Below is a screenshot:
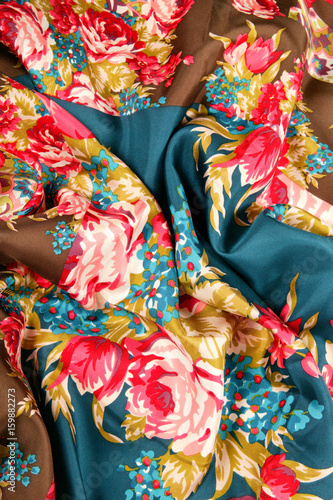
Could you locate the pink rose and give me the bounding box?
[232,0,283,19]
[251,81,287,126]
[79,9,144,64]
[0,97,21,138]
[55,188,90,217]
[1,312,26,376]
[26,116,82,177]
[224,34,249,65]
[49,0,79,35]
[49,336,130,406]
[0,3,53,71]
[56,73,118,116]
[59,199,150,309]
[260,454,300,500]
[124,331,223,456]
[245,37,283,73]
[140,0,194,37]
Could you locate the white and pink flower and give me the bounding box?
[0,3,53,71]
[232,0,283,19]
[124,331,223,456]
[223,34,249,65]
[55,188,90,217]
[56,73,119,116]
[59,199,150,309]
[140,0,194,37]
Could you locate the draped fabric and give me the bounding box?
[0,0,333,499]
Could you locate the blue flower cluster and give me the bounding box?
[40,162,70,209]
[118,450,173,500]
[306,138,333,175]
[29,69,47,93]
[82,150,119,210]
[127,224,179,326]
[221,354,323,443]
[35,291,109,336]
[113,302,146,335]
[170,186,202,278]
[13,159,39,183]
[11,158,43,216]
[118,88,166,116]
[50,28,87,72]
[0,442,40,488]
[46,221,76,255]
[34,102,49,117]
[205,66,250,111]
[0,276,26,316]
[266,204,288,223]
[113,11,137,27]
[286,110,309,138]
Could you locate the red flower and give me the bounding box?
[141,0,194,37]
[129,53,164,84]
[50,336,129,406]
[221,126,282,187]
[257,173,288,206]
[79,9,144,64]
[245,37,283,74]
[260,454,300,500]
[256,302,302,369]
[49,0,79,34]
[26,116,81,177]
[251,81,287,126]
[130,51,182,85]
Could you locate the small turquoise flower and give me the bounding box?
[46,221,76,255]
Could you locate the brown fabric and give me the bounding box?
[0,340,53,499]
[0,214,75,285]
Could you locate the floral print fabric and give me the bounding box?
[0,0,333,499]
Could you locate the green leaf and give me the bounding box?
[92,396,123,444]
[283,460,333,482]
[159,448,211,500]
[121,413,146,441]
